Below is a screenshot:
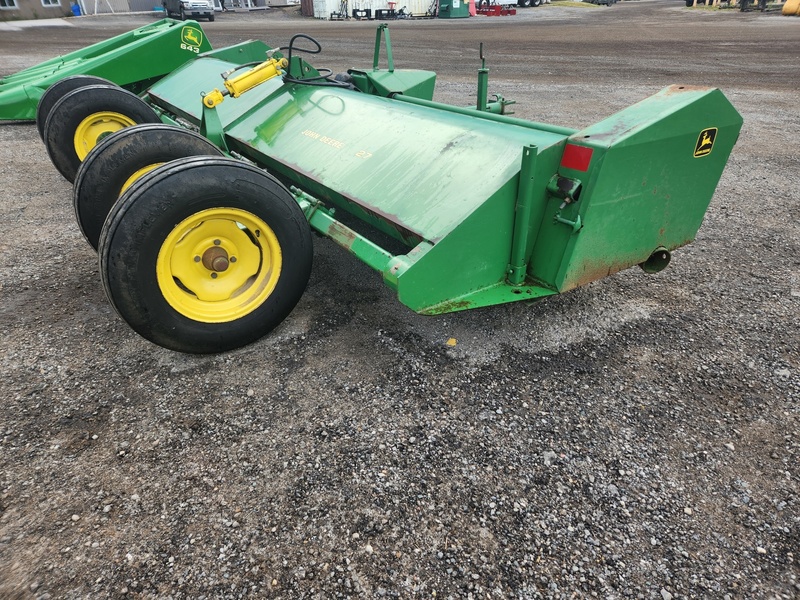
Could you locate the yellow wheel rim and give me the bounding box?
[120,163,164,195]
[156,207,282,323]
[74,111,137,161]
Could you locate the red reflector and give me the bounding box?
[560,143,594,172]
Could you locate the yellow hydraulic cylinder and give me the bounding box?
[203,57,288,108]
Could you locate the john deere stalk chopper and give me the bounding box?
[1,21,742,354]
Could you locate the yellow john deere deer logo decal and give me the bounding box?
[180,26,203,53]
[694,127,717,158]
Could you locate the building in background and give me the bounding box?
[1,0,72,20]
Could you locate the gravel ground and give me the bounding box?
[0,1,798,598]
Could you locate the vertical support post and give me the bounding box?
[373,24,395,72]
[507,145,538,285]
[477,42,489,112]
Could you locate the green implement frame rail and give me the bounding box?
[0,19,211,121]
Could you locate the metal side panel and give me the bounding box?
[224,84,568,244]
[529,85,743,292]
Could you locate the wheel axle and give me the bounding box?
[202,246,230,272]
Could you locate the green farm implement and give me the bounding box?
[2,24,743,353]
[0,19,211,124]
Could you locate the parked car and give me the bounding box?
[163,0,215,21]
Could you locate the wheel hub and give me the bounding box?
[73,111,137,160]
[156,207,282,323]
[201,244,230,273]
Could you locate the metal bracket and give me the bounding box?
[291,186,333,221]
[546,174,583,203]
[199,99,229,154]
[554,213,582,233]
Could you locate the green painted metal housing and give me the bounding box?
[532,86,742,295]
[0,19,211,121]
[144,50,742,315]
[345,25,437,101]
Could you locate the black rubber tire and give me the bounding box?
[73,124,223,251]
[43,84,161,183]
[36,75,113,142]
[531,0,542,5]
[517,0,531,6]
[208,13,215,21]
[99,156,313,354]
